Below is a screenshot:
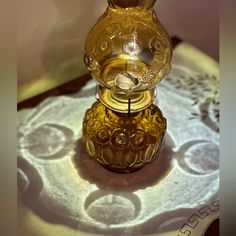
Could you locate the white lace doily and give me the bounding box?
[18,43,219,236]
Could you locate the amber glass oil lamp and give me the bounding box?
[83,0,172,173]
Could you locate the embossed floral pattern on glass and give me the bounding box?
[84,0,172,112]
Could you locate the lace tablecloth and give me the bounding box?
[18,42,219,236]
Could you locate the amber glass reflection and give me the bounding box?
[84,0,172,113]
[83,101,166,173]
[83,0,171,173]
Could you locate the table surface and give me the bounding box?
[17,37,219,236]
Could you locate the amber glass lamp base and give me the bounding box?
[82,101,166,173]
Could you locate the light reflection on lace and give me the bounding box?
[17,76,219,234]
